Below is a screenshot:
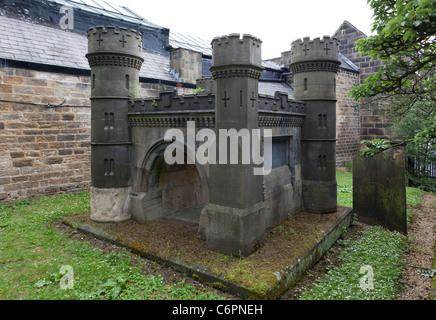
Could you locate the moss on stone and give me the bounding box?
[62,207,353,299]
[210,282,228,292]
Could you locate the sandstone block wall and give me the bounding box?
[333,21,391,143]
[360,107,392,140]
[0,66,168,202]
[335,69,360,165]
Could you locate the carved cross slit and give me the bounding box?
[120,35,127,48]
[250,92,256,108]
[96,34,103,47]
[221,91,230,107]
[323,43,330,55]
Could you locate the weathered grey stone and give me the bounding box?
[129,190,165,223]
[290,36,340,213]
[199,202,266,257]
[86,26,143,223]
[302,180,337,213]
[198,34,266,256]
[353,145,407,234]
[263,165,300,228]
[85,27,343,257]
[90,186,131,222]
[196,78,216,94]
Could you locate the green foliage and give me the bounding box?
[0,192,224,300]
[416,267,436,278]
[81,275,128,300]
[299,171,427,300]
[406,187,425,220]
[299,226,408,300]
[406,187,424,209]
[414,119,436,145]
[392,108,436,191]
[359,139,391,158]
[349,0,436,101]
[337,170,353,207]
[192,87,205,95]
[349,0,436,149]
[407,174,436,192]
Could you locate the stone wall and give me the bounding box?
[0,67,91,201]
[333,21,383,83]
[0,66,169,202]
[333,21,391,142]
[360,106,392,140]
[335,69,361,165]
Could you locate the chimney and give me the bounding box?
[170,48,202,84]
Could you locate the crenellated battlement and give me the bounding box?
[87,25,144,58]
[196,78,216,94]
[129,89,215,113]
[127,89,306,129]
[211,33,262,47]
[291,36,340,65]
[211,33,263,71]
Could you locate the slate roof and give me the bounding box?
[47,0,164,29]
[259,81,294,98]
[338,52,359,72]
[0,13,296,96]
[0,15,88,69]
[169,32,285,73]
[169,31,212,56]
[0,15,176,82]
[262,60,282,71]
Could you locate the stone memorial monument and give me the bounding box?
[86,26,342,256]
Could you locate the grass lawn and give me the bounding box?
[0,170,426,300]
[298,170,424,300]
[0,192,224,300]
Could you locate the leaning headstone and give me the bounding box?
[353,144,407,234]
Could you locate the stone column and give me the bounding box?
[290,36,340,213]
[86,26,144,222]
[199,34,265,257]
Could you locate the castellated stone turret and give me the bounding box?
[290,36,340,213]
[210,34,263,130]
[211,34,262,70]
[199,34,266,257]
[86,26,144,222]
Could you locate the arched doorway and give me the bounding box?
[160,162,206,221]
[131,139,208,223]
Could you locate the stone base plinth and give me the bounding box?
[199,202,265,257]
[90,186,131,222]
[302,180,337,213]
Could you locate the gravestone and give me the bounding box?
[353,144,407,234]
